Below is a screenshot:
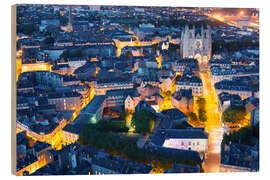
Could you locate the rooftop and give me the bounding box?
[161,108,187,120]
[81,95,105,114]
[47,91,82,99]
[165,163,200,173]
[105,88,139,98]
[63,123,84,134]
[92,153,152,174]
[151,129,208,147]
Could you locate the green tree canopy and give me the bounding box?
[212,38,259,54]
[60,49,83,59]
[119,111,128,122]
[60,50,69,59]
[198,109,207,122]
[78,120,202,172]
[131,110,156,135]
[187,112,198,122]
[222,123,259,147]
[96,120,129,133]
[78,123,200,170]
[222,106,246,124]
[197,97,206,109]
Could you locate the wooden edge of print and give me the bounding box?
[11,4,17,176]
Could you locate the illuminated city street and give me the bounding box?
[203,9,259,33]
[200,66,224,172]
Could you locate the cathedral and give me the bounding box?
[180,24,212,65]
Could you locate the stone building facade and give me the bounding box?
[180,25,212,65]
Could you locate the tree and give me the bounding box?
[73,49,82,57]
[212,38,259,54]
[60,50,70,59]
[198,109,207,122]
[222,106,246,124]
[41,36,55,47]
[119,111,128,122]
[187,112,198,122]
[152,159,173,173]
[222,124,259,147]
[197,98,206,109]
[96,119,129,133]
[131,110,156,135]
[253,122,259,139]
[78,123,202,169]
[195,98,207,123]
[60,49,83,59]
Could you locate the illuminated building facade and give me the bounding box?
[47,92,82,111]
[215,79,258,100]
[159,77,173,92]
[172,89,194,113]
[104,88,140,108]
[175,58,199,75]
[175,75,203,97]
[124,95,137,112]
[35,71,63,87]
[78,95,106,123]
[161,129,208,154]
[62,125,81,145]
[94,78,134,95]
[51,64,71,75]
[180,25,212,65]
[21,63,51,73]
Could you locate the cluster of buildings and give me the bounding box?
[15,4,259,175]
[16,70,93,149]
[16,131,53,176]
[215,74,259,99]
[141,108,208,163]
[221,143,259,172]
[29,143,152,175]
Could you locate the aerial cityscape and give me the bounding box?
[15,4,259,175]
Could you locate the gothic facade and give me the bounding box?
[180,25,212,65]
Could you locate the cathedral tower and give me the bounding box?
[180,24,212,65]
